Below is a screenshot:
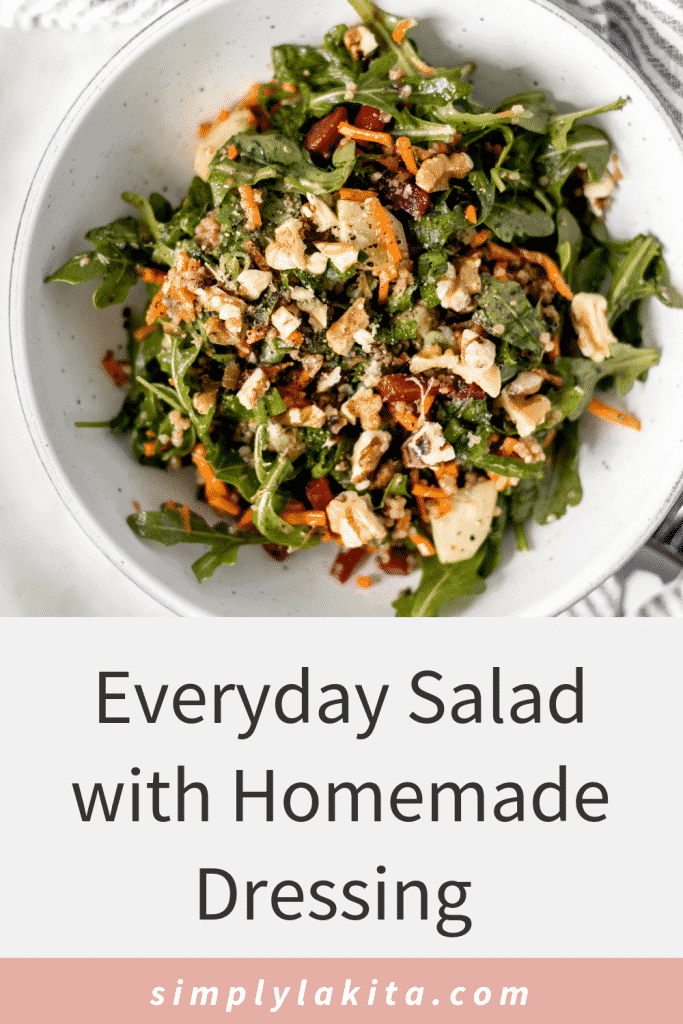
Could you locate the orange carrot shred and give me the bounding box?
[164,500,177,511]
[238,508,254,528]
[338,121,393,147]
[282,511,328,527]
[409,54,434,76]
[143,441,156,458]
[227,143,238,159]
[517,247,574,300]
[102,351,128,387]
[192,443,242,516]
[408,532,435,556]
[396,136,418,175]
[238,184,262,231]
[180,505,192,533]
[411,483,449,498]
[464,204,477,224]
[198,122,212,138]
[365,197,402,264]
[133,323,156,342]
[499,436,518,456]
[339,187,378,201]
[587,398,641,431]
[470,229,491,248]
[356,575,373,589]
[140,267,166,285]
[392,18,415,43]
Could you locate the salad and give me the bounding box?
[47,0,681,616]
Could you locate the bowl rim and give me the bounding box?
[9,0,683,617]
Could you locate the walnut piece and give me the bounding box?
[237,367,270,410]
[583,154,622,217]
[341,387,383,430]
[236,269,272,301]
[435,257,482,313]
[265,218,309,271]
[350,430,392,489]
[343,24,379,60]
[326,297,369,356]
[326,491,387,547]
[402,421,455,469]
[570,292,618,363]
[415,152,474,193]
[500,372,551,436]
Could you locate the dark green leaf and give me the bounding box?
[392,549,487,617]
[485,198,554,243]
[533,421,582,525]
[473,276,544,356]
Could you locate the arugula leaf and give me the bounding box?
[122,191,175,264]
[393,548,488,617]
[547,97,627,149]
[45,251,112,286]
[251,452,319,549]
[554,342,660,418]
[410,188,469,248]
[467,452,546,479]
[494,90,555,133]
[606,234,683,323]
[473,276,544,356]
[93,263,139,309]
[209,131,356,197]
[539,125,612,203]
[204,438,259,500]
[485,197,554,242]
[127,505,263,581]
[135,377,186,413]
[532,421,582,525]
[556,207,582,290]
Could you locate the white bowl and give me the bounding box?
[10,0,683,616]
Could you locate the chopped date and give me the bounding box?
[377,373,436,404]
[378,174,431,219]
[377,546,418,576]
[264,543,291,562]
[330,546,370,584]
[306,476,334,511]
[451,378,486,401]
[304,107,348,158]
[354,105,389,133]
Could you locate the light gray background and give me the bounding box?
[1,618,680,957]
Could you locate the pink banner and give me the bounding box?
[0,959,679,1021]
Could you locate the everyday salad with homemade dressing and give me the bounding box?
[47,0,681,615]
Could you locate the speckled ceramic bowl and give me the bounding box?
[10,0,683,616]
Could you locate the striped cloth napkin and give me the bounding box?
[3,0,682,615]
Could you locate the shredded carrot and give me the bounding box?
[192,443,242,516]
[355,575,372,589]
[412,483,449,498]
[389,402,419,431]
[339,187,378,201]
[470,229,491,248]
[587,397,641,431]
[227,143,238,160]
[548,332,561,361]
[132,500,142,514]
[133,323,156,342]
[392,17,415,43]
[338,121,393,147]
[145,289,168,326]
[516,247,574,301]
[240,82,269,109]
[243,239,269,271]
[143,440,156,458]
[102,351,128,387]
[487,241,521,264]
[365,197,402,264]
[464,204,477,225]
[212,109,230,125]
[282,511,328,527]
[421,393,435,418]
[139,267,166,285]
[180,505,192,533]
[164,500,177,510]
[434,461,459,482]
[433,498,453,518]
[408,532,436,556]
[499,436,519,456]
[542,429,558,449]
[396,513,411,534]
[409,470,429,523]
[238,508,254,528]
[287,330,305,347]
[396,136,418,175]
[238,185,262,231]
[198,122,213,139]
[488,472,519,491]
[409,54,434,76]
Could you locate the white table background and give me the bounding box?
[2,25,679,617]
[1,25,170,615]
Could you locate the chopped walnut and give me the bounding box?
[279,405,327,428]
[194,211,221,252]
[221,362,240,391]
[570,292,618,363]
[373,459,400,491]
[168,409,191,448]
[343,23,379,60]
[350,429,392,488]
[264,218,309,271]
[415,152,474,192]
[384,495,407,521]
[326,297,369,356]
[583,153,622,217]
[409,329,501,399]
[301,193,339,231]
[341,387,384,430]
[266,420,306,461]
[315,241,359,273]
[237,367,270,410]
[326,491,387,548]
[500,372,551,437]
[316,366,342,393]
[236,269,272,300]
[513,438,545,464]
[192,385,218,415]
[435,256,482,313]
[271,305,302,340]
[289,287,328,331]
[197,286,246,345]
[402,421,456,469]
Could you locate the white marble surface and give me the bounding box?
[1,26,170,615]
